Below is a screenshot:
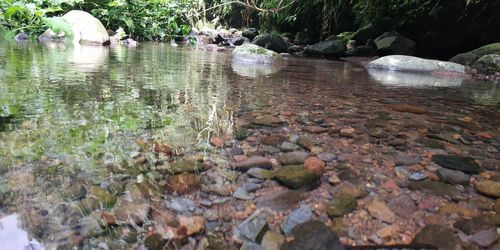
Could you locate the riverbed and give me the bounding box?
[0,42,499,249]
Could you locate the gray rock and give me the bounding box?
[234,188,255,200]
[165,197,195,214]
[280,142,301,152]
[317,153,336,162]
[252,33,288,53]
[14,32,28,42]
[281,205,313,236]
[388,195,417,219]
[352,23,380,45]
[242,182,261,193]
[278,151,309,165]
[437,168,470,185]
[469,228,499,247]
[282,221,345,250]
[230,36,251,46]
[295,31,315,44]
[412,225,460,250]
[63,10,110,45]
[367,55,465,74]
[241,241,265,250]
[374,31,415,55]
[304,40,346,57]
[238,211,269,242]
[409,172,428,181]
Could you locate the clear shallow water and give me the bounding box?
[0,41,499,249]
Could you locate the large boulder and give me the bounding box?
[472,54,500,75]
[242,28,259,40]
[352,23,380,45]
[374,31,415,55]
[367,55,465,73]
[304,40,346,57]
[449,43,500,66]
[252,33,288,53]
[232,44,283,64]
[62,10,109,45]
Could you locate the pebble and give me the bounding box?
[340,127,355,137]
[165,197,195,214]
[409,172,428,181]
[281,205,313,236]
[234,188,255,200]
[366,200,396,223]
[317,152,336,162]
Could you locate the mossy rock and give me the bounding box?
[472,54,500,75]
[274,165,320,190]
[233,44,283,64]
[326,194,357,217]
[449,43,500,66]
[91,186,117,209]
[252,33,288,53]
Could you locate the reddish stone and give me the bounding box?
[234,155,248,162]
[382,180,400,192]
[304,157,326,174]
[210,136,225,147]
[101,212,117,225]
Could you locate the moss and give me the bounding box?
[450,43,500,65]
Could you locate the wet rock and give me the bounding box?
[255,190,305,212]
[230,36,250,46]
[471,195,494,211]
[253,115,283,127]
[235,128,249,140]
[470,228,499,247]
[113,198,150,224]
[274,165,320,190]
[368,55,466,75]
[409,172,428,181]
[366,200,396,223]
[453,214,500,235]
[317,153,336,163]
[431,154,481,174]
[388,195,417,219]
[340,127,355,137]
[178,215,205,236]
[412,225,460,250]
[408,180,460,197]
[281,205,313,236]
[278,151,309,165]
[234,188,255,200]
[327,194,357,218]
[296,136,315,151]
[252,34,288,53]
[64,180,87,200]
[304,157,326,174]
[280,142,301,152]
[14,32,29,42]
[304,40,346,58]
[61,10,110,45]
[261,231,285,250]
[233,156,273,171]
[304,126,328,134]
[237,211,269,242]
[389,103,427,114]
[169,158,204,174]
[282,221,345,250]
[437,168,470,186]
[241,241,265,250]
[91,187,117,209]
[248,168,275,179]
[167,173,202,194]
[262,135,288,146]
[472,54,500,75]
[475,180,500,198]
[210,136,225,147]
[495,199,500,213]
[165,197,196,214]
[144,232,165,250]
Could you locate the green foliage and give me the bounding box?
[44,16,73,37]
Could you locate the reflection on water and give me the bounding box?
[367,68,464,88]
[0,214,43,250]
[0,41,498,248]
[231,59,285,77]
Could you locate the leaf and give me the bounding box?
[4,6,23,18]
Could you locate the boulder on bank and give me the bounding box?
[374,31,415,56]
[242,28,258,40]
[304,39,346,57]
[252,33,288,53]
[295,30,315,45]
[232,44,283,64]
[63,10,109,45]
[367,55,465,74]
[449,43,500,66]
[472,54,500,75]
